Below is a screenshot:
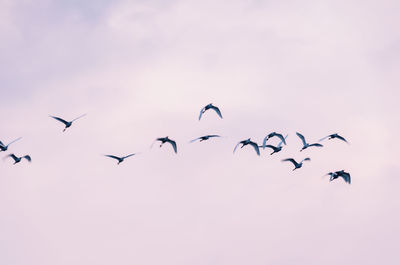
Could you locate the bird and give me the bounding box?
[233,138,260,156]
[104,153,137,165]
[261,135,288,155]
[296,132,323,151]
[326,170,351,184]
[262,132,287,148]
[49,114,87,132]
[0,137,22,152]
[199,103,223,120]
[190,135,221,143]
[152,137,177,153]
[282,157,310,170]
[320,133,348,143]
[5,153,31,164]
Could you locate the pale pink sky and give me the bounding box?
[1,0,399,264]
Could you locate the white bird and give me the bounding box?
[49,114,87,132]
[152,137,177,153]
[104,153,137,165]
[262,132,287,148]
[261,135,288,155]
[233,138,260,156]
[5,153,31,164]
[326,170,351,184]
[0,137,22,152]
[199,103,223,120]
[296,132,323,151]
[190,135,221,143]
[320,133,348,143]
[282,157,310,170]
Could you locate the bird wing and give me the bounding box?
[210,106,223,119]
[7,154,18,162]
[249,141,260,156]
[272,133,286,145]
[264,145,279,151]
[262,136,269,149]
[150,138,162,148]
[339,172,351,184]
[123,153,136,159]
[335,134,348,143]
[233,142,242,153]
[309,143,323,147]
[104,155,121,160]
[319,135,331,142]
[0,141,4,148]
[277,135,288,148]
[190,137,201,143]
[49,115,69,125]
[7,137,22,147]
[71,113,87,122]
[198,107,205,120]
[302,157,311,163]
[327,173,338,181]
[282,158,298,167]
[167,139,177,153]
[207,135,220,138]
[23,155,32,162]
[296,132,307,146]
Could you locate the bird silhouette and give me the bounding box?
[296,132,323,151]
[262,132,287,147]
[282,157,310,170]
[0,137,22,152]
[190,135,221,143]
[152,137,177,153]
[233,138,260,156]
[260,135,288,155]
[199,103,223,120]
[326,170,351,184]
[104,153,137,164]
[5,153,31,164]
[49,114,87,132]
[320,133,348,144]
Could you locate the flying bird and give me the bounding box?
[282,157,310,170]
[262,132,287,148]
[261,135,288,155]
[326,170,351,184]
[199,103,223,120]
[5,153,31,164]
[190,135,221,143]
[104,153,137,165]
[233,138,260,156]
[152,137,177,153]
[49,114,87,132]
[296,132,323,151]
[0,137,22,152]
[320,133,348,143]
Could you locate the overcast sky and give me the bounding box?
[1,0,399,264]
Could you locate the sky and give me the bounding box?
[1,0,399,264]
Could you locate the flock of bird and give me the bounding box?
[1,103,351,184]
